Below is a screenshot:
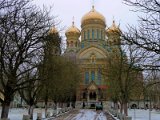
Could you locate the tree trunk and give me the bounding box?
[1,102,10,118]
[138,100,139,109]
[114,102,117,110]
[123,102,128,116]
[114,102,118,117]
[120,102,123,113]
[44,90,48,117]
[55,103,59,114]
[44,100,48,117]
[28,105,34,119]
[69,102,72,107]
[115,102,119,112]
[144,100,146,109]
[54,102,57,110]
[44,93,48,117]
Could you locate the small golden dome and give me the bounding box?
[49,26,58,34]
[81,6,105,25]
[107,20,121,34]
[65,21,80,37]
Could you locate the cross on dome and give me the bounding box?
[72,16,75,26]
[81,4,106,26]
[92,0,95,11]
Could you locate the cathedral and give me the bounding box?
[64,6,121,103]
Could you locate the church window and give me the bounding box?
[70,41,73,47]
[92,29,94,40]
[97,29,99,39]
[85,72,89,84]
[67,42,69,47]
[103,31,105,40]
[84,31,86,40]
[81,43,84,48]
[87,30,90,39]
[103,44,105,49]
[98,69,101,85]
[101,30,103,40]
[99,30,101,39]
[91,71,95,81]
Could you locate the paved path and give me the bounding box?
[54,109,79,120]
[54,109,116,120]
[104,111,116,120]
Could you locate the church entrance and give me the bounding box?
[89,91,96,100]
[86,81,98,101]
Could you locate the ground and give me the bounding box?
[128,109,160,120]
[55,109,107,120]
[0,108,114,120]
[0,108,160,120]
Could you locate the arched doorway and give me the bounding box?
[83,92,86,99]
[89,91,96,100]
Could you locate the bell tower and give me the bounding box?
[106,20,121,45]
[65,20,80,52]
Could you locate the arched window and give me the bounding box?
[99,30,101,39]
[92,29,94,40]
[81,43,84,48]
[83,92,86,99]
[84,31,86,40]
[70,41,73,47]
[87,30,90,39]
[67,42,69,47]
[91,71,95,81]
[85,72,89,84]
[97,29,99,39]
[103,31,105,40]
[98,69,101,85]
[101,30,103,40]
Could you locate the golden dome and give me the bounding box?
[65,22,80,37]
[49,26,58,34]
[81,6,105,25]
[107,20,121,34]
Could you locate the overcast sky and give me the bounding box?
[33,0,140,35]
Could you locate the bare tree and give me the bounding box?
[0,0,17,10]
[122,0,160,70]
[0,0,55,118]
[143,70,160,109]
[107,44,144,116]
[18,70,42,119]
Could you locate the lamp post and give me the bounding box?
[146,94,151,120]
[133,104,136,120]
[149,94,152,120]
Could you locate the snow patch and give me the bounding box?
[128,109,160,120]
[72,110,107,120]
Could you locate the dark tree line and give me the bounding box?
[39,31,80,117]
[0,0,55,118]
[39,31,62,117]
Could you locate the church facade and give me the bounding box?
[64,6,121,103]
